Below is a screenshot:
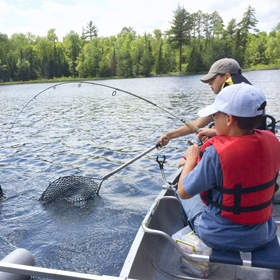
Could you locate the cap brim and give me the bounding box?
[200,72,216,83]
[197,104,218,117]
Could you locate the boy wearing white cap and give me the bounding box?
[177,83,280,251]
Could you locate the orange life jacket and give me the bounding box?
[199,130,280,225]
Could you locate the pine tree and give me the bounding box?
[84,21,98,41]
[236,5,259,64]
[168,5,192,73]
[155,43,165,74]
[186,47,204,72]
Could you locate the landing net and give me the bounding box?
[40,175,99,205]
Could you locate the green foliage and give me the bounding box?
[0,59,9,82]
[140,33,153,76]
[186,47,204,73]
[245,33,268,66]
[132,37,144,76]
[0,6,279,83]
[202,38,230,69]
[245,31,280,66]
[155,43,165,75]
[16,58,31,81]
[63,31,82,77]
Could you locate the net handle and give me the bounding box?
[96,143,160,194]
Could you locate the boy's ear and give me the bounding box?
[226,114,235,127]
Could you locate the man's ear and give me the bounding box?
[225,73,231,80]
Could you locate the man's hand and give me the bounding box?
[157,134,170,147]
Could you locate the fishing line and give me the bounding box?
[7,81,197,140]
[7,81,201,201]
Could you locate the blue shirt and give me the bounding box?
[183,145,277,252]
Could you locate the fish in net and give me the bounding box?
[40,176,99,205]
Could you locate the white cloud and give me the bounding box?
[0,0,15,24]
[1,0,279,40]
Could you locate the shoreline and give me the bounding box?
[1,66,280,86]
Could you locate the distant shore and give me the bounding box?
[1,65,279,86]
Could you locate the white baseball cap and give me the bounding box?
[198,83,266,117]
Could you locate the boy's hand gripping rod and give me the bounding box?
[184,122,203,147]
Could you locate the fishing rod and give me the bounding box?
[7,81,200,139]
[7,81,201,200]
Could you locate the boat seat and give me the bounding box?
[209,235,280,270]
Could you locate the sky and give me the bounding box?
[1,0,279,41]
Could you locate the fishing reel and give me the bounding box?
[187,137,202,147]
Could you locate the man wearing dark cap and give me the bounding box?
[200,58,251,94]
[157,58,254,147]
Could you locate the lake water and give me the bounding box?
[0,70,280,278]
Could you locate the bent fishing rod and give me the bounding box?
[7,81,200,140]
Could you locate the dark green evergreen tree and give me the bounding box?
[132,39,144,76]
[83,21,98,41]
[238,5,259,35]
[186,47,204,72]
[155,43,165,74]
[236,5,259,64]
[140,33,153,76]
[211,11,224,38]
[226,19,238,37]
[168,4,192,73]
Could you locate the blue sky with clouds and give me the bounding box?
[1,0,279,40]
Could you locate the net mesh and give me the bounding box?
[40,175,99,205]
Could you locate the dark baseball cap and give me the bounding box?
[200,58,241,83]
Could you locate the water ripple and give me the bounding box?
[0,71,279,277]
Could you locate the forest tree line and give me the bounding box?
[0,5,280,82]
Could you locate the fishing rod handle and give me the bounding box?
[184,122,201,134]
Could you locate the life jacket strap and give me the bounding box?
[200,193,273,214]
[215,176,277,195]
